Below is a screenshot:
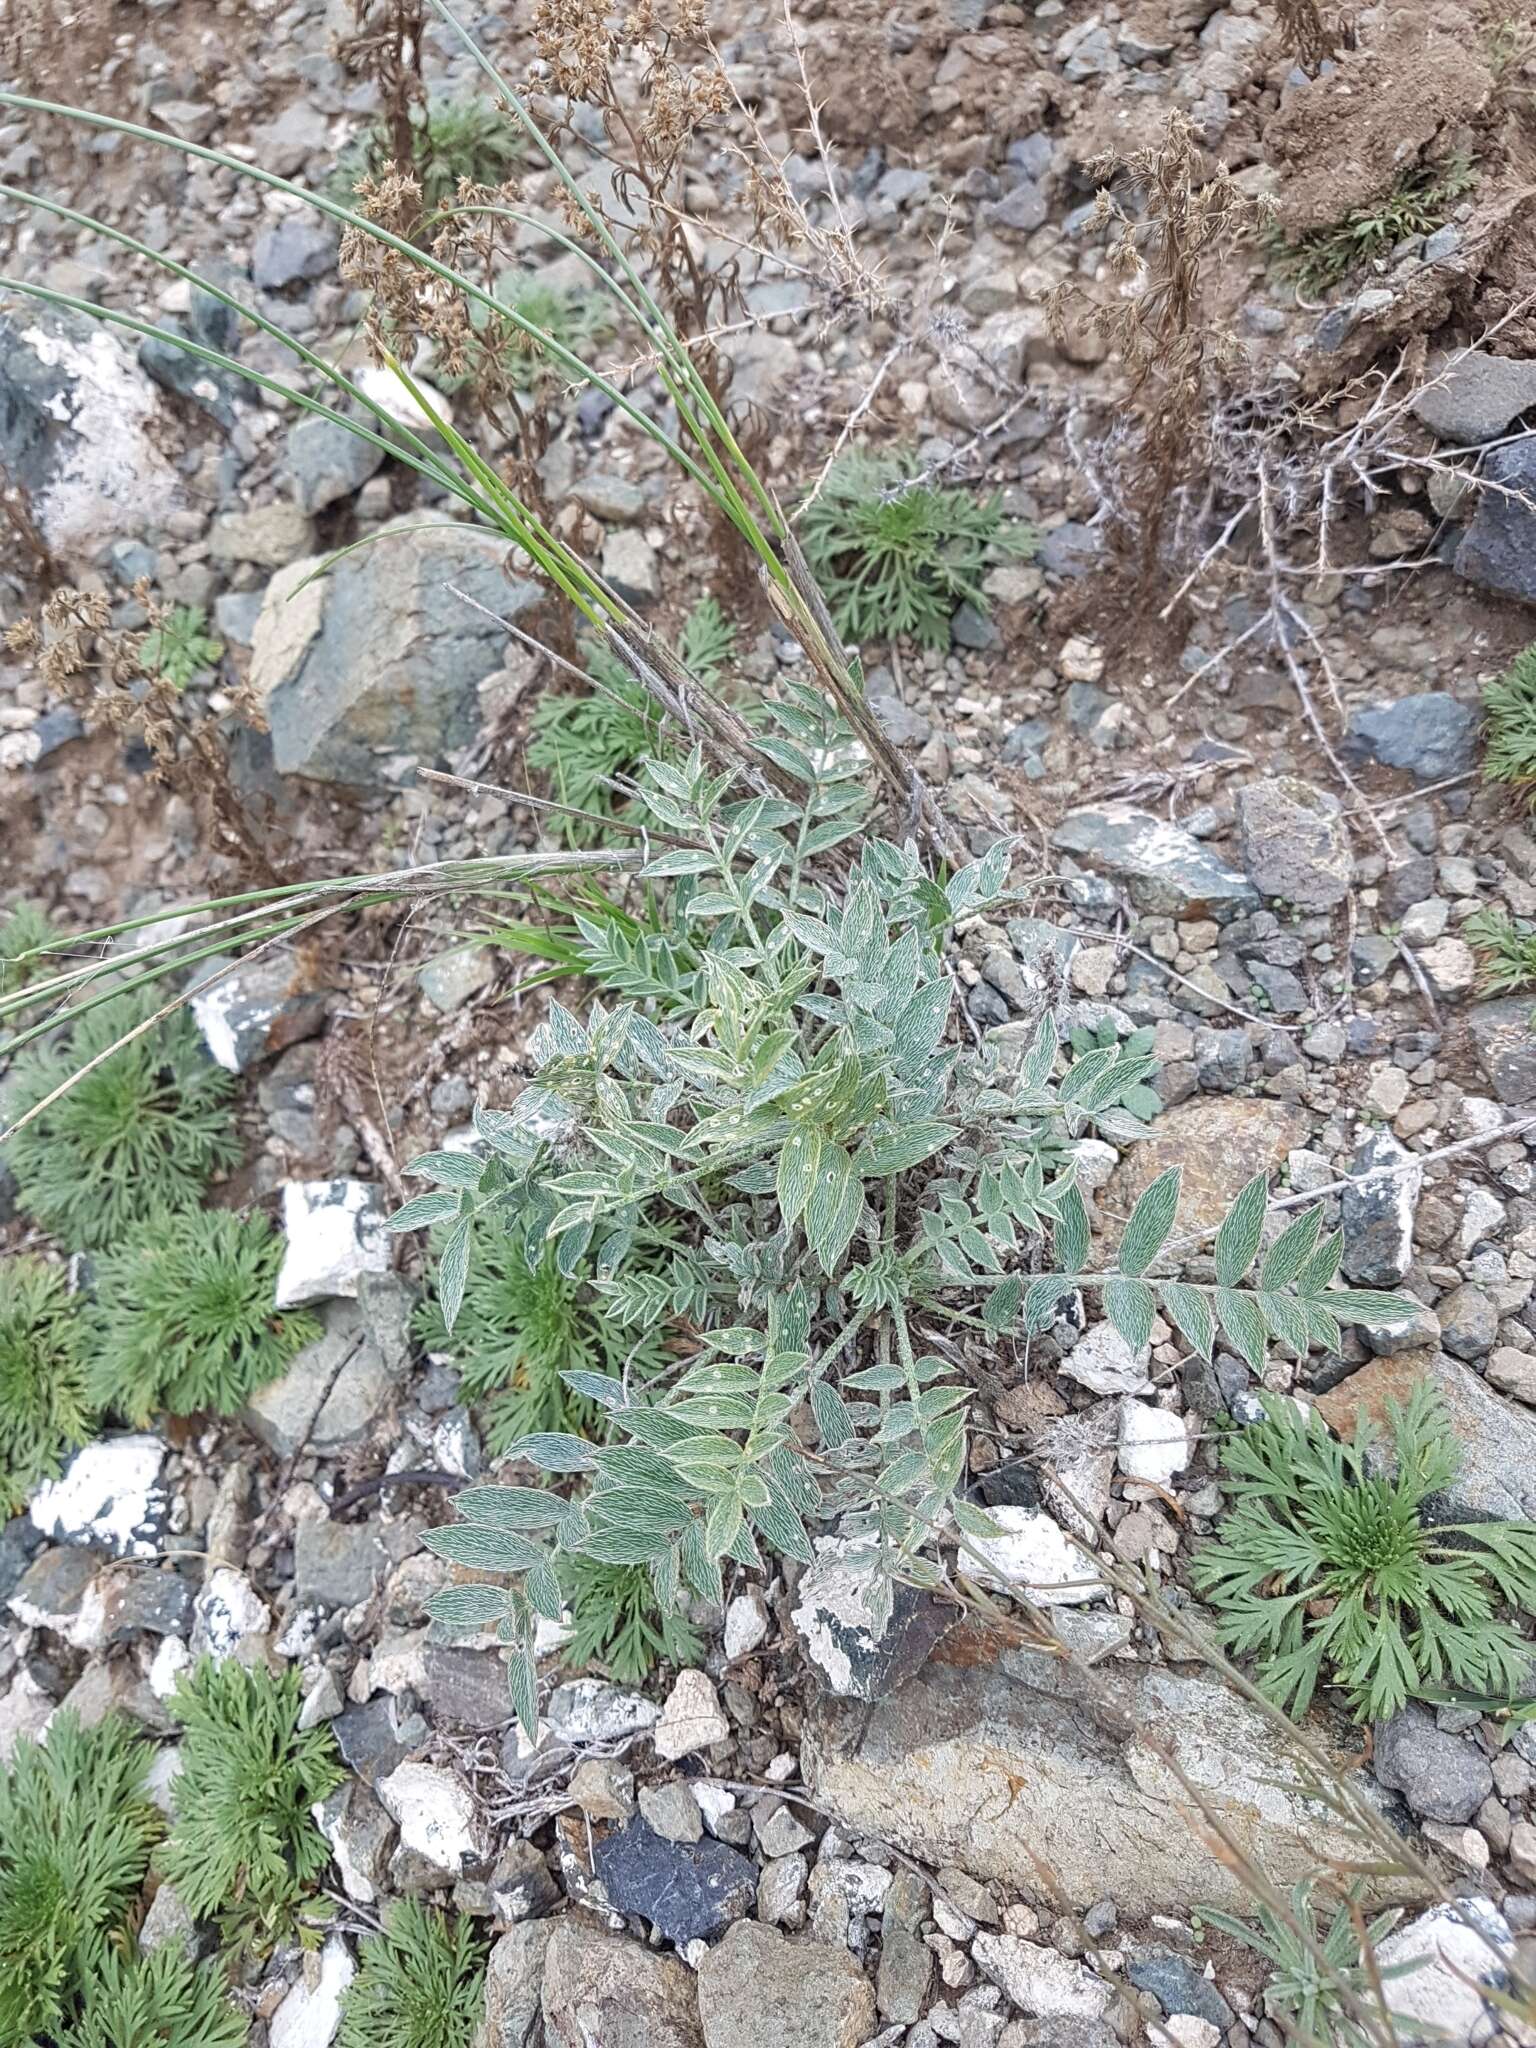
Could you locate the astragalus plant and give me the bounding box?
[404,739,1413,1732]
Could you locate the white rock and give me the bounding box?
[544,1678,660,1744]
[1068,1138,1119,1193]
[1459,1186,1507,1254]
[692,1782,738,1834]
[142,1742,183,1817]
[354,362,455,438]
[29,1436,168,1557]
[149,1635,193,1701]
[0,1671,54,1763]
[964,1505,1105,1605]
[1060,1321,1153,1396]
[269,1934,355,2048]
[274,1179,391,1308]
[1117,1400,1190,1486]
[972,1932,1113,2019]
[299,1668,345,1729]
[723,1588,770,1660]
[191,1567,272,1664]
[653,1668,729,1762]
[378,1761,479,1878]
[1374,1899,1514,2044]
[1152,2019,1221,2048]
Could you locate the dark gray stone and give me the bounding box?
[1344,693,1480,783]
[1248,960,1307,1015]
[1192,1026,1250,1092]
[950,601,998,651]
[1456,439,1536,603]
[97,1565,193,1642]
[281,411,386,514]
[989,180,1048,233]
[7,1544,100,1632]
[1468,996,1536,1106]
[1036,521,1102,577]
[1437,1283,1498,1361]
[294,1519,386,1610]
[420,1646,514,1732]
[1373,1704,1493,1823]
[0,1518,41,1607]
[333,1694,424,1786]
[1380,857,1438,919]
[594,1817,757,1948]
[251,217,338,290]
[1341,1130,1420,1288]
[138,318,242,427]
[249,520,539,786]
[189,952,328,1073]
[791,1535,958,1701]
[1125,1951,1234,2028]
[1052,805,1258,920]
[1411,352,1536,445]
[1235,776,1353,910]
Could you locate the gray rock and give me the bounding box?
[592,1817,757,1948]
[8,1544,100,1636]
[190,1565,271,1664]
[696,1921,876,2048]
[601,528,660,605]
[544,1678,660,1743]
[1456,438,1536,603]
[474,1921,556,2048]
[487,1837,562,1922]
[640,1780,705,1843]
[790,1534,957,1700]
[211,501,315,571]
[989,181,1048,234]
[1036,522,1102,578]
[243,1298,404,1458]
[971,1934,1112,2020]
[28,1437,168,1559]
[1051,805,1258,919]
[1436,1282,1498,1360]
[1344,693,1480,783]
[1341,1130,1421,1287]
[1235,776,1352,910]
[541,1919,703,2048]
[572,472,646,523]
[248,520,539,786]
[314,1778,396,1904]
[877,1867,932,2023]
[1124,1951,1233,2027]
[137,1879,196,1962]
[190,954,328,1073]
[420,1646,514,1732]
[281,412,386,514]
[1411,351,1536,445]
[418,945,496,1014]
[1373,1704,1493,1823]
[0,308,182,568]
[378,1759,481,1880]
[251,216,338,290]
[138,317,243,427]
[95,1564,192,1643]
[1468,996,1536,1105]
[802,1629,1429,1913]
[274,1179,391,1309]
[1373,1898,1515,2045]
[333,1694,421,1786]
[950,601,997,652]
[294,1519,385,1609]
[757,1852,808,1927]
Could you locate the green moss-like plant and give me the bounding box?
[64,1945,247,2048]
[338,1901,487,2048]
[413,1223,670,1458]
[560,1556,702,1686]
[332,96,525,214]
[799,448,1032,650]
[0,1256,94,1517]
[1465,906,1536,996]
[1190,1384,1536,1722]
[1272,151,1479,295]
[0,1714,161,2046]
[138,603,222,689]
[88,1207,318,1427]
[3,990,240,1247]
[0,901,62,992]
[162,1660,343,1953]
[1483,642,1536,808]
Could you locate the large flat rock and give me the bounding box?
[802,1629,1429,1915]
[1316,1352,1536,1521]
[1108,1096,1310,1252]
